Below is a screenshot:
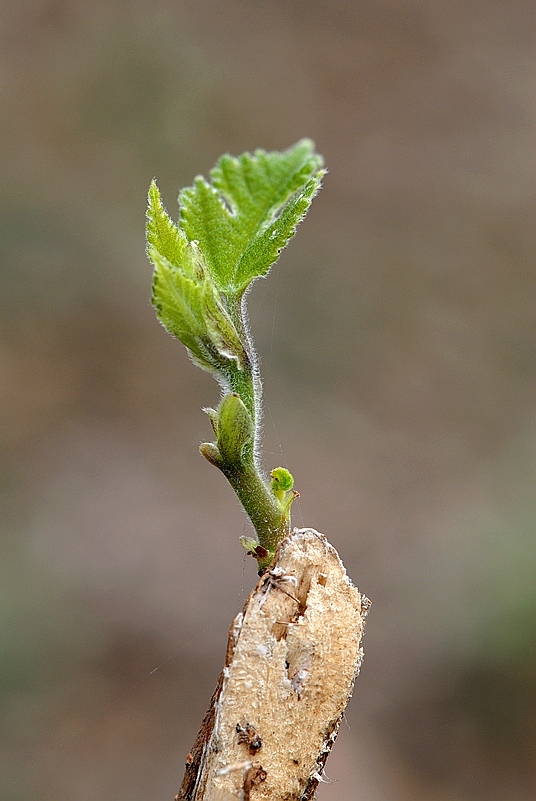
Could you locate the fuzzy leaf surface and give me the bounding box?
[149,247,245,372]
[146,180,189,269]
[178,139,324,296]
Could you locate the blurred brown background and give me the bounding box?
[1,1,535,799]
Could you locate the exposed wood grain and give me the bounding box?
[176,528,370,801]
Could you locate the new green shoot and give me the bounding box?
[146,139,324,569]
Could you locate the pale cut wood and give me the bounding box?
[176,528,370,801]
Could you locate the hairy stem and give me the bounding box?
[215,292,290,567]
[220,459,288,562]
[226,294,261,457]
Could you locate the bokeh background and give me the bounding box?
[1,1,535,799]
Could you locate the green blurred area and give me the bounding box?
[1,2,535,799]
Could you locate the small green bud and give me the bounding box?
[270,467,294,497]
[199,442,222,466]
[216,393,254,464]
[239,536,270,561]
[239,536,260,553]
[270,466,298,520]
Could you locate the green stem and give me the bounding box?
[226,294,261,457]
[205,293,289,568]
[220,460,288,560]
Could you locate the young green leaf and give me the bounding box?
[149,246,246,373]
[178,139,325,297]
[147,180,188,269]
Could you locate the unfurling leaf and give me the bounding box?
[148,244,246,373]
[146,180,188,268]
[178,139,325,297]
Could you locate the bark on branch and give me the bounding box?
[176,528,370,801]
